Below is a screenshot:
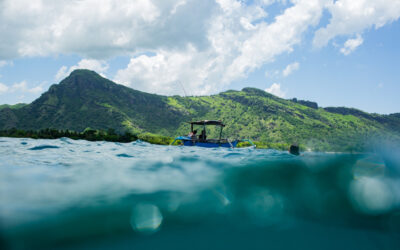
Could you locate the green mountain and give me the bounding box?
[1,69,399,151]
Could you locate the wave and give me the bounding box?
[0,138,399,249]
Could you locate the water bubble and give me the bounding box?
[130,204,163,234]
[349,177,394,215]
[244,189,285,226]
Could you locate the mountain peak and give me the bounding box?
[58,69,112,90]
[241,87,276,98]
[68,69,102,79]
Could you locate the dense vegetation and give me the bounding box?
[0,128,174,145]
[0,69,399,152]
[0,103,27,110]
[0,128,138,142]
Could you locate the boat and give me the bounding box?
[170,120,240,148]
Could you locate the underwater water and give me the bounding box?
[0,138,399,250]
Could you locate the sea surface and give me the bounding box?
[0,137,400,250]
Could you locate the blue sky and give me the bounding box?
[0,0,399,114]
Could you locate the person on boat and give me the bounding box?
[199,129,207,141]
[188,130,198,139]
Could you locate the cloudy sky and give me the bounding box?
[0,0,399,114]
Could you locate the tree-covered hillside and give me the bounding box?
[0,103,27,110]
[0,69,399,151]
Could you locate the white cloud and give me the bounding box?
[55,59,109,81]
[313,0,400,48]
[0,0,215,59]
[6,80,44,94]
[117,0,327,95]
[223,0,327,84]
[115,0,273,95]
[28,85,44,94]
[115,46,215,95]
[0,60,13,68]
[0,61,8,67]
[115,0,399,95]
[55,66,68,82]
[11,81,29,92]
[282,62,300,77]
[0,83,9,94]
[265,70,281,79]
[340,34,364,55]
[256,0,288,6]
[1,0,326,95]
[1,0,399,96]
[265,83,285,98]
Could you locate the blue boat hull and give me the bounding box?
[182,140,238,148]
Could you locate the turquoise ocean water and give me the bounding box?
[0,137,399,249]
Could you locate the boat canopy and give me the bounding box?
[189,120,225,126]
